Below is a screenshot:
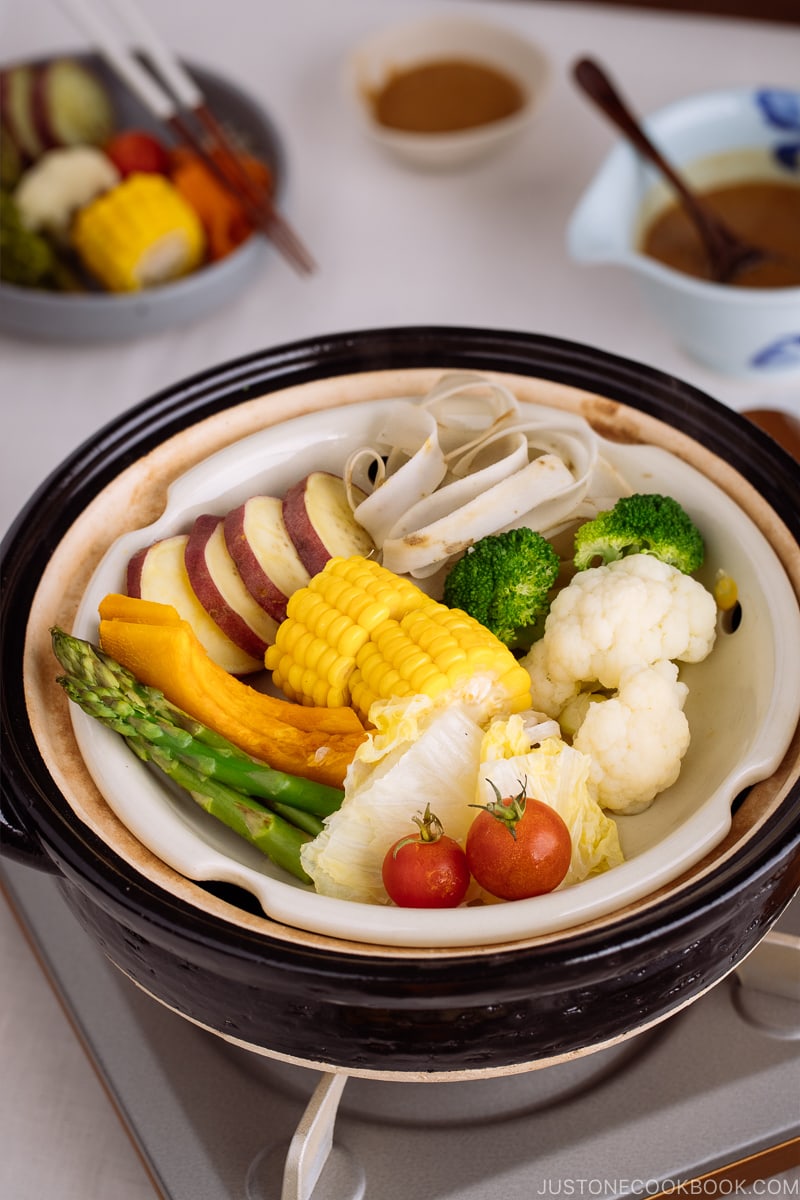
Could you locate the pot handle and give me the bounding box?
[0,792,60,875]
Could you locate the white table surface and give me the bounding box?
[1,1,799,1196]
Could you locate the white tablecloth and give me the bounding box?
[2,2,799,1195]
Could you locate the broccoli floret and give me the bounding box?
[0,190,83,290]
[573,493,704,575]
[443,527,560,649]
[0,190,59,287]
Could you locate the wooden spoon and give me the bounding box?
[572,57,775,285]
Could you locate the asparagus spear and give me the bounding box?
[50,627,346,884]
[51,628,343,817]
[122,726,314,884]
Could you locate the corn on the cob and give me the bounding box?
[265,555,532,724]
[71,172,205,292]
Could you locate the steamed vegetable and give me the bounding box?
[171,146,271,261]
[477,715,623,883]
[13,144,119,240]
[302,697,624,905]
[1,55,274,296]
[19,57,115,152]
[525,554,716,696]
[1,58,115,163]
[1,127,22,189]
[443,526,560,649]
[97,593,365,788]
[381,804,470,908]
[572,661,691,814]
[51,627,325,882]
[42,373,723,909]
[72,172,206,291]
[344,374,602,579]
[521,553,717,813]
[301,697,487,903]
[465,778,572,901]
[265,554,533,725]
[105,130,171,178]
[1,190,64,287]
[573,492,705,574]
[0,64,43,160]
[55,626,341,819]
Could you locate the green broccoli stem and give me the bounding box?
[51,628,343,817]
[123,731,313,885]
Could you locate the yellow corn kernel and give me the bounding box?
[265,554,532,723]
[408,661,446,694]
[284,623,313,657]
[286,662,307,697]
[289,591,334,631]
[337,622,370,658]
[499,664,538,712]
[714,572,739,612]
[311,679,332,708]
[72,173,206,292]
[395,645,431,681]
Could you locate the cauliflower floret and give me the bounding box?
[519,552,717,814]
[573,662,690,814]
[15,145,120,242]
[520,638,580,718]
[525,553,717,692]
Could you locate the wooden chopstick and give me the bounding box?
[167,108,316,275]
[57,0,316,275]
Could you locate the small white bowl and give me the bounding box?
[345,14,550,169]
[567,87,800,378]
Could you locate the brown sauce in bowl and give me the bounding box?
[369,59,525,133]
[640,179,800,288]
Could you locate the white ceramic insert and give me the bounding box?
[68,396,800,948]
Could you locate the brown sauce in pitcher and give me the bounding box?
[369,59,525,133]
[641,179,800,288]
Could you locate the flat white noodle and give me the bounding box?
[344,402,447,545]
[386,433,531,538]
[345,446,387,498]
[419,373,521,454]
[382,454,576,577]
[345,380,516,546]
[344,373,602,577]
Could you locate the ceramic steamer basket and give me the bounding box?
[2,327,798,1081]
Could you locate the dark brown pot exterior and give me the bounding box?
[51,830,800,1075]
[2,327,799,1078]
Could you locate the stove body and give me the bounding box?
[2,856,798,1200]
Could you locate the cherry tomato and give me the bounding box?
[465,780,571,901]
[105,130,171,177]
[382,805,470,909]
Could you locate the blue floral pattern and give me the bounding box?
[751,333,800,370]
[755,89,800,172]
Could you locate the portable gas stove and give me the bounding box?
[2,856,798,1200]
